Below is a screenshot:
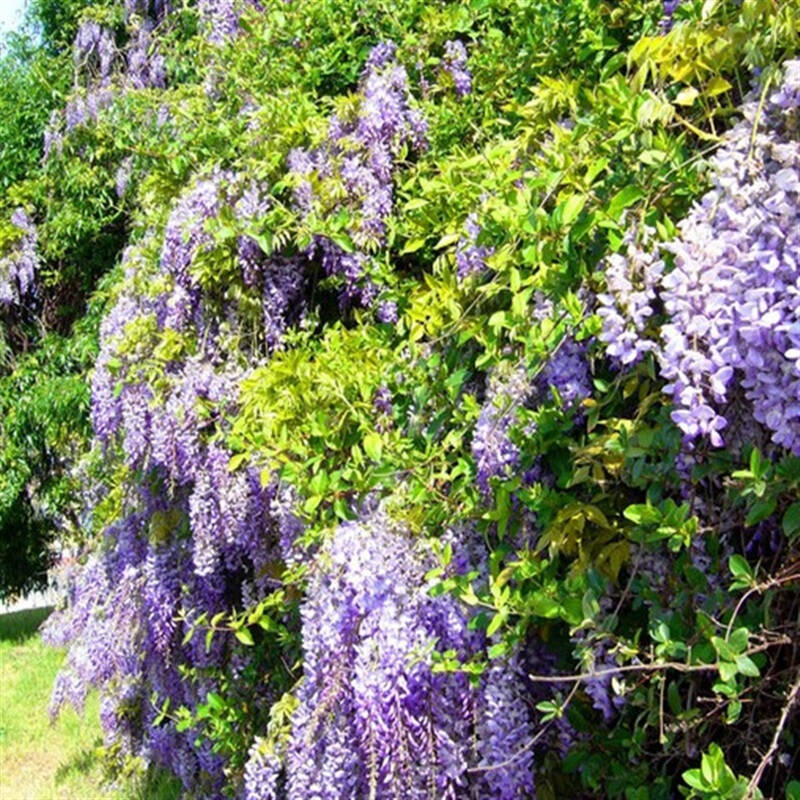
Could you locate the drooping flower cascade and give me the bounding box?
[123,0,172,21]
[441,39,472,97]
[243,510,534,800]
[46,170,307,795]
[60,19,119,136]
[455,212,493,280]
[597,229,663,367]
[288,41,427,310]
[244,739,283,800]
[0,208,39,309]
[126,21,168,89]
[572,632,627,724]
[659,0,684,33]
[599,61,800,452]
[536,336,593,414]
[472,331,591,494]
[473,363,531,494]
[45,2,170,157]
[74,19,116,86]
[199,0,264,43]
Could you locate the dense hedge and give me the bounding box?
[1,0,800,797]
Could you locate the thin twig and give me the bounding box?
[725,566,800,641]
[744,669,800,799]
[527,637,791,684]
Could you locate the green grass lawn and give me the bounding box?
[0,607,180,800]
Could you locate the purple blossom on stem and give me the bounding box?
[652,61,800,452]
[285,509,529,798]
[376,299,398,324]
[288,42,427,310]
[456,213,493,280]
[597,231,663,366]
[442,39,472,97]
[0,208,39,308]
[472,365,529,495]
[659,0,684,34]
[244,739,281,800]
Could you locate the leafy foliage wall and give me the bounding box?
[1,0,800,797]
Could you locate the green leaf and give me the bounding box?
[682,769,708,791]
[401,238,426,254]
[607,185,644,221]
[746,498,776,526]
[363,432,383,461]
[674,86,700,106]
[706,75,732,96]
[235,628,255,646]
[735,655,759,677]
[624,504,661,525]
[668,681,682,715]
[558,194,586,226]
[782,501,800,539]
[728,627,749,655]
[531,595,560,618]
[487,640,509,659]
[728,555,753,580]
[712,636,736,662]
[302,494,322,514]
[486,610,507,636]
[434,232,460,250]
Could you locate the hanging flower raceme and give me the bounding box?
[126,21,167,89]
[472,364,530,495]
[50,165,308,795]
[199,0,264,43]
[597,229,663,367]
[601,60,800,453]
[441,39,472,97]
[248,510,535,800]
[74,19,117,86]
[288,41,427,311]
[472,324,591,494]
[455,212,493,280]
[0,208,39,309]
[124,0,172,22]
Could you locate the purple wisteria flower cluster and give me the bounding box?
[244,739,282,800]
[601,60,800,452]
[0,208,39,308]
[597,229,663,367]
[472,330,591,494]
[472,363,530,494]
[456,212,493,279]
[535,335,592,413]
[442,39,472,97]
[123,0,172,21]
[48,169,309,794]
[74,20,116,86]
[44,2,171,159]
[241,510,533,799]
[659,0,684,34]
[288,41,427,310]
[572,632,627,724]
[126,21,167,89]
[200,0,264,44]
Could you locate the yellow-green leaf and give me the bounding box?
[363,432,383,461]
[674,86,700,106]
